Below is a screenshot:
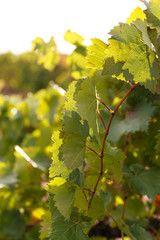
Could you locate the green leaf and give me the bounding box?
[67,46,87,79]
[40,211,52,240]
[126,7,146,24]
[47,179,76,219]
[32,37,59,71]
[101,100,156,142]
[63,111,89,138]
[133,20,154,50]
[60,133,86,169]
[64,30,84,46]
[99,190,112,209]
[105,23,159,93]
[64,81,77,113]
[49,198,89,240]
[87,141,125,181]
[69,168,84,187]
[109,22,142,44]
[124,164,160,200]
[54,182,76,219]
[103,142,125,181]
[74,187,88,210]
[0,209,25,239]
[144,0,160,29]
[87,196,105,220]
[50,131,69,179]
[128,224,154,240]
[50,221,89,240]
[59,112,89,170]
[74,77,98,137]
[102,57,124,77]
[87,38,108,69]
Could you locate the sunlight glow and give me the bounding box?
[0,0,145,54]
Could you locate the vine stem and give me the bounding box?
[97,109,106,130]
[96,97,113,113]
[86,146,99,156]
[86,82,140,214]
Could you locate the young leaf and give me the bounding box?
[126,7,146,24]
[64,30,84,46]
[105,23,159,93]
[86,38,108,69]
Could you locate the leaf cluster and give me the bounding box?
[45,2,160,239]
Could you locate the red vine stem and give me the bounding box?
[86,146,99,156]
[96,97,113,113]
[97,109,106,130]
[86,82,140,214]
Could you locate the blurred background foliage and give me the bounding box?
[0,31,89,239]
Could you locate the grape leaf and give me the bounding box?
[103,142,125,181]
[49,131,69,179]
[144,0,160,29]
[32,37,59,71]
[109,22,142,44]
[69,168,84,187]
[74,187,88,210]
[60,133,86,169]
[59,111,89,170]
[128,224,153,240]
[86,38,108,69]
[123,164,160,200]
[74,77,99,137]
[63,111,89,138]
[100,100,156,142]
[48,197,89,240]
[67,46,87,79]
[105,23,159,93]
[40,210,52,240]
[86,141,125,181]
[64,30,84,46]
[126,7,154,50]
[64,81,77,113]
[50,221,89,240]
[126,7,146,24]
[54,182,76,219]
[46,179,76,219]
[133,20,154,50]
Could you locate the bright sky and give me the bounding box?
[0,0,145,55]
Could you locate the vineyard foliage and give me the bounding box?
[1,0,160,240]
